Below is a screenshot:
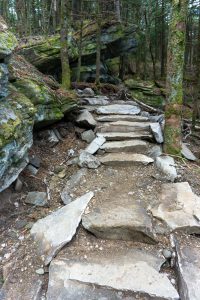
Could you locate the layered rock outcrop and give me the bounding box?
[0,20,77,192]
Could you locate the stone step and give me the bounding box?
[97,131,153,141]
[100,153,154,166]
[101,140,149,153]
[98,121,152,133]
[151,182,200,234]
[82,196,156,244]
[96,114,149,123]
[46,250,179,300]
[96,104,141,115]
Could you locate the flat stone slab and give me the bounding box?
[155,156,177,182]
[31,192,94,265]
[97,132,153,141]
[82,197,156,244]
[175,240,200,300]
[47,250,178,300]
[76,110,97,128]
[96,115,149,122]
[83,97,110,105]
[151,182,200,234]
[98,121,152,133]
[100,153,154,166]
[96,104,141,115]
[85,136,106,154]
[181,143,197,161]
[101,140,148,153]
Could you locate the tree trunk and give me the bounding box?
[95,0,101,86]
[160,0,166,78]
[164,0,188,155]
[115,0,121,22]
[60,0,71,89]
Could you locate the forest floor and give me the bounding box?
[0,94,200,299]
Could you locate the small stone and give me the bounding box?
[85,136,106,155]
[162,249,172,259]
[57,169,67,179]
[155,156,177,182]
[181,143,197,161]
[150,123,164,144]
[29,155,41,168]
[26,164,38,175]
[78,151,101,169]
[36,268,45,275]
[81,130,96,143]
[15,219,28,229]
[14,178,23,192]
[25,192,48,207]
[83,87,95,97]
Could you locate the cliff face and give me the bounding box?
[0,20,77,192]
[18,20,137,83]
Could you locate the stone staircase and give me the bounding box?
[2,94,200,300]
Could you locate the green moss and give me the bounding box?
[0,30,18,56]
[164,126,182,155]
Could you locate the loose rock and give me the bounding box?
[25,192,48,207]
[78,151,101,169]
[155,156,177,182]
[150,123,164,143]
[181,143,197,161]
[31,192,94,265]
[85,136,106,154]
[81,130,95,143]
[76,110,97,128]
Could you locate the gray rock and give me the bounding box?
[101,140,149,153]
[162,249,172,259]
[29,155,41,169]
[76,110,97,129]
[175,239,200,300]
[26,164,39,175]
[83,96,109,105]
[31,192,94,265]
[96,104,141,115]
[82,197,156,244]
[155,156,177,182]
[46,250,178,300]
[141,111,150,117]
[0,64,9,98]
[85,136,106,154]
[149,115,164,123]
[96,114,149,122]
[151,182,200,234]
[25,192,48,207]
[61,169,87,205]
[150,123,164,143]
[181,143,197,161]
[98,121,151,133]
[100,153,154,166]
[81,130,95,143]
[83,87,95,97]
[14,178,23,192]
[36,268,45,275]
[78,151,101,169]
[148,145,162,159]
[47,130,59,147]
[97,131,153,141]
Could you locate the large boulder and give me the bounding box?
[0,20,77,192]
[18,20,137,82]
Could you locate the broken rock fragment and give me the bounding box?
[31,192,94,265]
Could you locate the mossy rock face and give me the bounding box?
[0,89,36,191]
[0,18,18,58]
[18,20,137,77]
[9,54,77,125]
[125,78,165,108]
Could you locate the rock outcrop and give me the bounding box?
[0,20,77,192]
[18,20,137,83]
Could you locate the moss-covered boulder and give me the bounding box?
[125,79,165,108]
[18,20,136,82]
[0,17,17,59]
[9,54,77,126]
[0,87,36,191]
[0,20,77,192]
